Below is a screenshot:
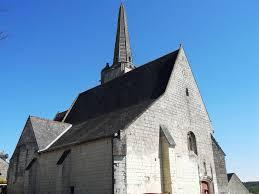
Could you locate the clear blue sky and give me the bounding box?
[0,0,258,181]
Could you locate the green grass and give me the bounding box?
[244,182,259,194]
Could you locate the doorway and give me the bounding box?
[201,181,210,194]
[70,186,74,194]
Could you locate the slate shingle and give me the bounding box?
[50,99,155,149]
[29,116,71,150]
[64,49,179,125]
[49,49,180,149]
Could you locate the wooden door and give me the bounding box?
[201,181,210,194]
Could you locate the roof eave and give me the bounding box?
[40,135,114,153]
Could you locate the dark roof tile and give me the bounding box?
[53,111,68,122]
[48,49,179,150]
[50,99,155,149]
[227,173,234,182]
[29,116,71,150]
[64,49,179,125]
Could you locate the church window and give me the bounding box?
[187,131,198,155]
[129,56,131,62]
[203,161,207,175]
[186,88,189,96]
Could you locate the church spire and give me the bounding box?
[113,3,133,66]
[101,4,135,84]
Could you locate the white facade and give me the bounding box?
[124,48,220,194]
[25,138,113,194]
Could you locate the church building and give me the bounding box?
[7,4,230,194]
[0,152,8,193]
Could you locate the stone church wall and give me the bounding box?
[228,174,250,194]
[36,137,112,194]
[7,121,39,194]
[113,155,127,194]
[24,158,39,194]
[125,48,222,194]
[212,137,228,194]
[102,66,122,84]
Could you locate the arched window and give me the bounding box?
[187,131,198,155]
[203,161,207,175]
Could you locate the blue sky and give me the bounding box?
[0,0,258,181]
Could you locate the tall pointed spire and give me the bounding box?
[101,4,135,84]
[113,4,133,66]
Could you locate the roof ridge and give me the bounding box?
[227,173,235,182]
[48,99,156,151]
[74,98,155,126]
[80,49,180,97]
[29,116,72,151]
[64,49,179,124]
[211,134,226,156]
[29,115,70,125]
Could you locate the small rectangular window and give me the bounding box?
[186,88,189,96]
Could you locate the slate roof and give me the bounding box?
[29,116,71,150]
[0,152,8,161]
[48,49,180,150]
[53,110,67,122]
[50,99,155,149]
[0,157,8,165]
[211,135,226,156]
[227,173,234,182]
[64,49,179,125]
